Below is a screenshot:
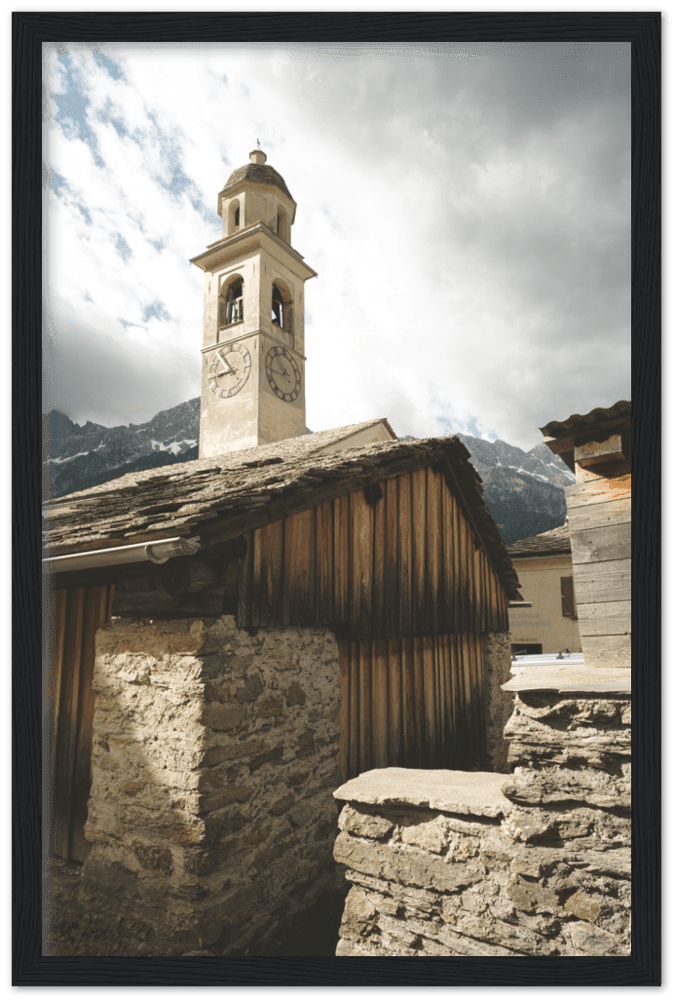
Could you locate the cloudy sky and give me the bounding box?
[43,40,630,451]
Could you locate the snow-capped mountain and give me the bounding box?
[456,434,575,542]
[42,399,200,499]
[42,400,574,544]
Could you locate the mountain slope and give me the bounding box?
[43,400,200,498]
[456,433,574,542]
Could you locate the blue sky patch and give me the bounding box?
[94,52,125,81]
[142,301,172,323]
[54,54,104,167]
[114,233,133,263]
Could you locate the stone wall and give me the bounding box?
[334,668,630,957]
[71,615,342,956]
[482,631,513,773]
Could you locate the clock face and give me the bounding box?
[208,343,251,398]
[266,346,301,402]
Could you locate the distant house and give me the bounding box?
[507,522,582,656]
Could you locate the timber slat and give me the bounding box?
[581,634,631,668]
[384,478,400,638]
[397,474,413,637]
[372,486,387,638]
[372,641,388,768]
[53,587,85,860]
[411,468,427,635]
[350,490,374,636]
[333,494,350,624]
[315,501,334,624]
[401,638,415,769]
[570,521,631,565]
[574,559,631,605]
[567,496,631,532]
[387,638,402,767]
[566,473,631,506]
[577,600,631,637]
[426,466,442,635]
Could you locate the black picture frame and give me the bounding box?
[13,11,660,986]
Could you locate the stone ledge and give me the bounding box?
[502,666,631,695]
[333,768,510,818]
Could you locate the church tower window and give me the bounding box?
[271,281,292,335]
[228,200,241,235]
[221,276,244,327]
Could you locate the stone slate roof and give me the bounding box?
[43,426,521,600]
[507,522,571,559]
[221,162,293,202]
[540,400,631,440]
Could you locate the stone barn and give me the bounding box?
[44,428,520,955]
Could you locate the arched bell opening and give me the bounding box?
[220,275,244,328]
[271,280,293,336]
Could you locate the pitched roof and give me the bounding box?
[43,429,521,600]
[507,522,571,559]
[540,400,631,440]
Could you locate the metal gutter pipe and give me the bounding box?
[43,536,201,574]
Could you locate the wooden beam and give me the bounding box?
[577,600,631,637]
[573,560,631,605]
[567,496,631,533]
[581,633,631,668]
[574,433,626,467]
[569,521,631,565]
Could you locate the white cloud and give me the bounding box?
[43,41,631,449]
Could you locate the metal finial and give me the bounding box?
[256,138,261,150]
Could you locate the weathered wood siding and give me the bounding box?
[338,633,487,781]
[48,584,114,861]
[238,465,509,639]
[566,473,631,668]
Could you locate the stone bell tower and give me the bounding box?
[190,149,317,457]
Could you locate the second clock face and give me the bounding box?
[266,346,301,402]
[208,343,251,398]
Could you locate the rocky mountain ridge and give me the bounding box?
[42,400,573,543]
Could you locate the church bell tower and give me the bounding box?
[190,149,317,457]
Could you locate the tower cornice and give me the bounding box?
[190,223,317,281]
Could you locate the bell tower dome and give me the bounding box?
[190,149,317,457]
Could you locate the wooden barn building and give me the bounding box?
[44,429,520,954]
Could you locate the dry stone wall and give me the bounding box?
[74,615,342,956]
[483,631,513,772]
[334,669,630,957]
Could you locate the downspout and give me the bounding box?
[42,536,201,574]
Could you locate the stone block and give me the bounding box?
[399,815,445,854]
[202,704,245,732]
[563,888,602,923]
[338,804,395,841]
[504,873,561,914]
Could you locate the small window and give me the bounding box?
[271,285,284,327]
[561,576,577,619]
[228,200,241,235]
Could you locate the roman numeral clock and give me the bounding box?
[190,149,317,457]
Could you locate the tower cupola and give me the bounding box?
[217,149,296,244]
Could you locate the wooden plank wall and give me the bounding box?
[239,464,509,639]
[566,473,631,668]
[338,633,487,781]
[49,584,114,862]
